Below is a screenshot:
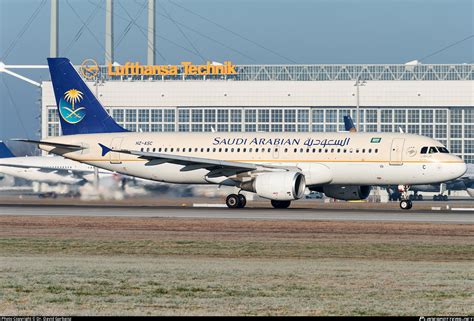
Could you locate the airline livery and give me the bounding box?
[17,58,467,209]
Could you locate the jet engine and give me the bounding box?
[240,172,306,201]
[319,185,371,200]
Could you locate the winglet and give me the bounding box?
[343,116,357,132]
[98,143,112,156]
[0,141,15,158]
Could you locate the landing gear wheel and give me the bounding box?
[226,194,240,209]
[442,195,448,201]
[400,200,412,210]
[271,200,291,209]
[237,194,246,208]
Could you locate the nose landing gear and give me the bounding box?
[398,185,412,210]
[226,193,247,208]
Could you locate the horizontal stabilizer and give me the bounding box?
[12,139,83,150]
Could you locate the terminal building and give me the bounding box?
[41,63,474,163]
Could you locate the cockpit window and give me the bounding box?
[437,147,449,153]
[420,147,428,154]
[428,147,438,154]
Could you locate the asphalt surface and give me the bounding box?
[0,205,472,223]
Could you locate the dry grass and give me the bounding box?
[0,215,472,315]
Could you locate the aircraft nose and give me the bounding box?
[448,160,467,180]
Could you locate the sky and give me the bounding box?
[0,0,472,153]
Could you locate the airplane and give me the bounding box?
[15,57,467,210]
[0,141,109,186]
[343,116,474,201]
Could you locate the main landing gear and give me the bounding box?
[226,194,247,208]
[398,185,412,210]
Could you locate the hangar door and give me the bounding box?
[389,138,405,165]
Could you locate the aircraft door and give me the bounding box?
[389,138,405,165]
[110,137,124,164]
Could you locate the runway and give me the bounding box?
[0,205,472,223]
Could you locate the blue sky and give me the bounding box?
[0,0,472,147]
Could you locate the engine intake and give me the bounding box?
[241,171,306,201]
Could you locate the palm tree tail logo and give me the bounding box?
[59,89,86,124]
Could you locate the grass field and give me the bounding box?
[0,216,472,315]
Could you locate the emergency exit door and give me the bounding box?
[389,138,405,165]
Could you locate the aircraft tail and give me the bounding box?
[47,58,127,135]
[0,141,15,158]
[343,116,357,132]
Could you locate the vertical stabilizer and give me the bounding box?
[47,57,127,135]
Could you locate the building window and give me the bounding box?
[258,109,269,123]
[126,109,137,122]
[271,109,283,123]
[205,109,216,122]
[178,109,190,122]
[151,109,162,122]
[112,109,124,122]
[138,109,150,123]
[217,109,229,123]
[245,109,256,123]
[230,109,242,122]
[192,109,203,122]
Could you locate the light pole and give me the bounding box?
[354,77,366,131]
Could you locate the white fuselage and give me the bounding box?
[38,132,467,188]
[0,156,109,185]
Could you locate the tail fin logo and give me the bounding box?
[59,89,86,124]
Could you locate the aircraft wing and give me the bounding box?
[101,144,292,178]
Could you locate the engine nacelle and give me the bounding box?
[241,172,306,201]
[322,185,371,200]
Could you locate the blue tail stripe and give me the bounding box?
[0,142,15,158]
[98,143,112,157]
[47,58,127,135]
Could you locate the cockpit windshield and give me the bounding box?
[420,146,450,154]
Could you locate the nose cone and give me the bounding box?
[447,159,467,180]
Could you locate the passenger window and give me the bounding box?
[206,148,210,152]
[375,149,378,153]
[284,148,288,153]
[158,148,162,152]
[141,148,144,152]
[362,149,365,153]
[225,148,228,152]
[294,148,297,153]
[164,148,168,152]
[300,148,304,153]
[420,147,428,154]
[153,148,156,152]
[355,149,359,153]
[249,148,253,152]
[337,149,341,153]
[243,148,246,152]
[231,148,234,152]
[237,148,240,152]
[256,148,260,152]
[170,148,174,152]
[219,148,222,152]
[319,149,322,153]
[331,148,334,153]
[429,147,438,154]
[194,148,198,152]
[267,148,271,152]
[213,148,216,152]
[176,148,180,152]
[368,149,371,153]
